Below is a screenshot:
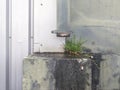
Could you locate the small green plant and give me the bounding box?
[64,35,86,56]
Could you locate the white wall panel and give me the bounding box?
[11,0,28,90]
[0,0,6,90]
[34,0,65,52]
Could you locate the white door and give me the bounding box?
[34,0,65,53]
[11,0,29,90]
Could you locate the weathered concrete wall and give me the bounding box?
[70,0,120,25]
[57,0,120,90]
[23,55,91,90]
[23,55,120,90]
[23,57,53,90]
[58,0,120,54]
[69,0,120,54]
[100,55,120,90]
[69,1,120,89]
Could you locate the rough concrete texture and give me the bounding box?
[23,54,120,90]
[54,60,90,90]
[57,2,120,89]
[23,57,52,90]
[23,55,91,90]
[100,54,120,90]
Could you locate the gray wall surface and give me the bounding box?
[69,0,120,54]
[58,0,120,89]
[23,55,91,90]
[58,0,120,54]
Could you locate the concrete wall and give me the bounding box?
[70,0,120,25]
[65,0,120,54]
[100,55,120,90]
[58,0,120,54]
[23,55,91,90]
[69,0,120,54]
[58,0,120,89]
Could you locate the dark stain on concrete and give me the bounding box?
[31,80,40,90]
[29,59,35,65]
[54,60,89,90]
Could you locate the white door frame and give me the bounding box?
[6,0,29,90]
[29,0,34,55]
[6,0,12,89]
[0,0,7,90]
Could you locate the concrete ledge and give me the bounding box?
[23,54,91,90]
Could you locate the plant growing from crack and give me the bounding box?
[64,35,100,69]
[64,35,86,56]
